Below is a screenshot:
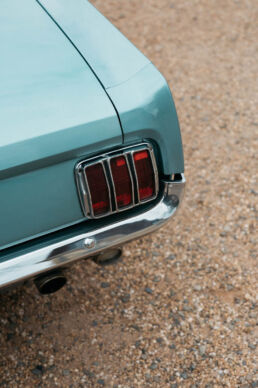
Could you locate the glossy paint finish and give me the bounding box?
[0,176,185,290]
[39,0,184,175]
[0,0,122,249]
[108,63,184,174]
[39,0,150,89]
[0,160,83,250]
[0,0,122,174]
[0,0,185,256]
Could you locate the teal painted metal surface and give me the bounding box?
[39,0,184,175]
[0,0,122,175]
[108,64,184,174]
[0,160,84,250]
[0,0,122,249]
[0,0,184,251]
[39,0,150,89]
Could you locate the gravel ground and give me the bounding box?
[0,0,257,387]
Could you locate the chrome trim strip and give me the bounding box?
[106,157,118,212]
[75,164,91,217]
[0,175,185,290]
[124,153,135,207]
[129,150,140,201]
[149,147,159,198]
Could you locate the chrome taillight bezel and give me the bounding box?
[75,142,159,219]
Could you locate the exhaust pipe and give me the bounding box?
[93,248,123,266]
[34,270,67,295]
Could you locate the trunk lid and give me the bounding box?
[0,0,122,249]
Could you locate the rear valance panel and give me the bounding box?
[0,159,83,250]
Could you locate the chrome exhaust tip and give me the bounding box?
[34,271,67,295]
[93,248,122,266]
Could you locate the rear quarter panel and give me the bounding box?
[108,63,184,175]
[39,0,184,175]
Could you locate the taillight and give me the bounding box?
[85,163,110,216]
[76,144,158,218]
[110,156,133,209]
[133,150,156,201]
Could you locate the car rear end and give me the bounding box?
[0,0,185,292]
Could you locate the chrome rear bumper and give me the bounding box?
[0,175,185,290]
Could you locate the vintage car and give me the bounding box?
[0,0,185,294]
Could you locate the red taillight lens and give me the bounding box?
[85,163,110,216]
[133,150,156,201]
[110,156,133,208]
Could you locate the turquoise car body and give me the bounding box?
[0,0,184,290]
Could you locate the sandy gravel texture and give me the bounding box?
[0,0,257,387]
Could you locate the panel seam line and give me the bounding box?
[35,0,125,143]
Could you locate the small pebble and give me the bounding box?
[100,282,110,288]
[145,287,153,294]
[149,363,158,370]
